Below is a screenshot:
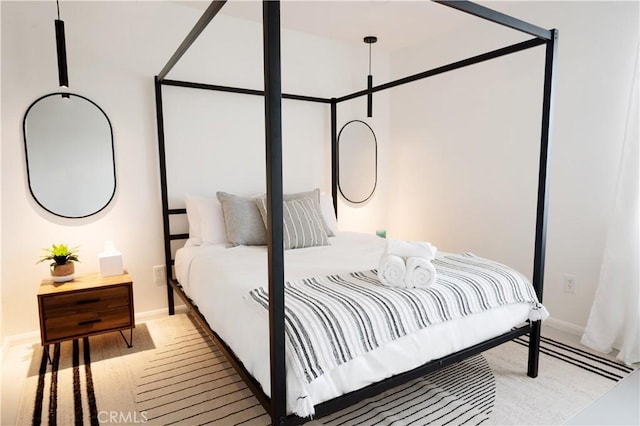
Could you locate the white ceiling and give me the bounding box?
[179,0,519,52]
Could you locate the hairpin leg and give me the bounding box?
[45,344,53,365]
[119,328,133,348]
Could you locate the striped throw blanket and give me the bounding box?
[249,253,545,386]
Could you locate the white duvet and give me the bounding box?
[175,232,531,417]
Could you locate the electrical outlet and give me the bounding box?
[153,265,166,285]
[563,274,576,294]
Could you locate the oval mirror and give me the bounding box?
[338,120,377,204]
[23,93,116,218]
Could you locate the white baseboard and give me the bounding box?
[545,316,585,337]
[134,304,188,323]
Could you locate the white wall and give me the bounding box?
[1,1,390,338]
[159,3,391,234]
[388,1,639,330]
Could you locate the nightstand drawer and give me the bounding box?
[41,285,130,319]
[44,306,132,342]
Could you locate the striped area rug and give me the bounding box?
[484,333,636,425]
[134,316,635,425]
[513,335,635,382]
[135,326,269,425]
[16,324,154,426]
[16,314,637,426]
[313,355,495,426]
[135,320,495,426]
[31,338,99,426]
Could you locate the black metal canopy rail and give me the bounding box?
[153,1,558,425]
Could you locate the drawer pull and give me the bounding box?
[76,298,101,305]
[78,319,102,326]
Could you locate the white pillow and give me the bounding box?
[185,194,226,245]
[185,194,203,246]
[320,193,338,236]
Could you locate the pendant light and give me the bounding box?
[55,0,69,90]
[364,36,377,118]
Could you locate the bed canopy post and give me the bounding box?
[262,1,287,424]
[153,75,176,315]
[528,28,558,378]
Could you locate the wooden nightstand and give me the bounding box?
[37,272,134,356]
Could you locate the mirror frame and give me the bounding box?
[22,92,117,219]
[337,119,378,204]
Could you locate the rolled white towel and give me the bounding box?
[377,254,407,287]
[405,257,437,288]
[386,239,437,260]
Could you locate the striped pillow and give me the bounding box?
[256,189,335,237]
[257,197,329,250]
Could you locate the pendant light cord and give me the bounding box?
[56,0,61,20]
[368,43,372,75]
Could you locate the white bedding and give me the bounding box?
[175,232,532,417]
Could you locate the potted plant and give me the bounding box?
[37,243,80,282]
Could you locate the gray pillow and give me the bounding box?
[256,188,335,237]
[256,196,329,250]
[216,192,266,246]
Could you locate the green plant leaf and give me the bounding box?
[36,243,80,265]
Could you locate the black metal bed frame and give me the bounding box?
[153,1,558,424]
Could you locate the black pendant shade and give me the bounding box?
[55,19,68,88]
[367,74,373,117]
[364,36,377,118]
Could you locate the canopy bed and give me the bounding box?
[154,1,558,424]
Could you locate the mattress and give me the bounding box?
[174,232,533,417]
